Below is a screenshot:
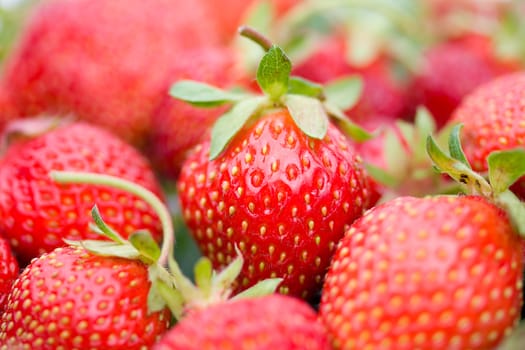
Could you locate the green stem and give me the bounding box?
[238,25,273,51]
[49,171,174,267]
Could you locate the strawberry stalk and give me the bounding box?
[50,170,283,319]
[50,171,174,266]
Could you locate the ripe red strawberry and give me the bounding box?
[406,34,520,128]
[148,46,245,180]
[2,0,221,147]
[320,195,523,350]
[292,34,408,130]
[449,72,525,200]
[0,120,164,264]
[0,236,18,313]
[153,294,331,350]
[0,246,170,349]
[173,29,378,300]
[178,108,376,300]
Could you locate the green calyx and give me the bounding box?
[49,170,283,319]
[426,125,525,237]
[169,25,370,160]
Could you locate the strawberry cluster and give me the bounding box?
[0,0,524,349]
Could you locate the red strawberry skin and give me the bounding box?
[148,46,243,180]
[0,246,170,349]
[2,0,221,147]
[0,236,18,312]
[407,34,520,128]
[0,122,164,264]
[153,294,331,350]
[178,109,377,300]
[450,72,525,200]
[320,195,523,350]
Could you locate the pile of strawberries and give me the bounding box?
[0,0,524,349]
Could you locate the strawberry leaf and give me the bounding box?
[232,278,283,300]
[494,190,525,237]
[288,76,323,98]
[488,148,525,194]
[146,266,169,314]
[324,75,363,110]
[91,205,126,244]
[426,135,492,197]
[194,257,213,296]
[129,230,161,265]
[209,96,266,160]
[365,163,399,187]
[414,106,436,138]
[285,94,328,139]
[170,80,246,107]
[448,124,470,168]
[256,45,291,101]
[65,239,140,259]
[324,102,372,142]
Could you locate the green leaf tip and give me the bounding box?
[426,135,492,197]
[447,124,470,168]
[209,96,266,160]
[285,95,328,140]
[257,45,292,102]
[324,75,363,111]
[488,148,525,194]
[169,80,245,107]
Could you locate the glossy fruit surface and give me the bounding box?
[320,195,523,350]
[0,122,164,264]
[153,294,331,350]
[0,236,18,312]
[178,109,377,300]
[0,246,170,349]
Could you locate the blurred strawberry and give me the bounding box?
[1,0,221,148]
[200,0,303,44]
[292,35,408,130]
[148,46,245,180]
[406,33,521,128]
[449,71,525,200]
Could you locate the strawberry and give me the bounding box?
[0,236,18,313]
[173,28,377,300]
[0,245,171,349]
[0,120,164,264]
[148,46,245,180]
[406,34,520,128]
[319,129,525,349]
[2,0,221,147]
[153,294,331,350]
[320,195,523,350]
[449,71,525,200]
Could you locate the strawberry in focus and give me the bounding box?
[0,246,170,349]
[0,236,18,313]
[153,294,330,350]
[0,120,164,264]
[178,109,375,299]
[173,28,378,300]
[320,195,523,350]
